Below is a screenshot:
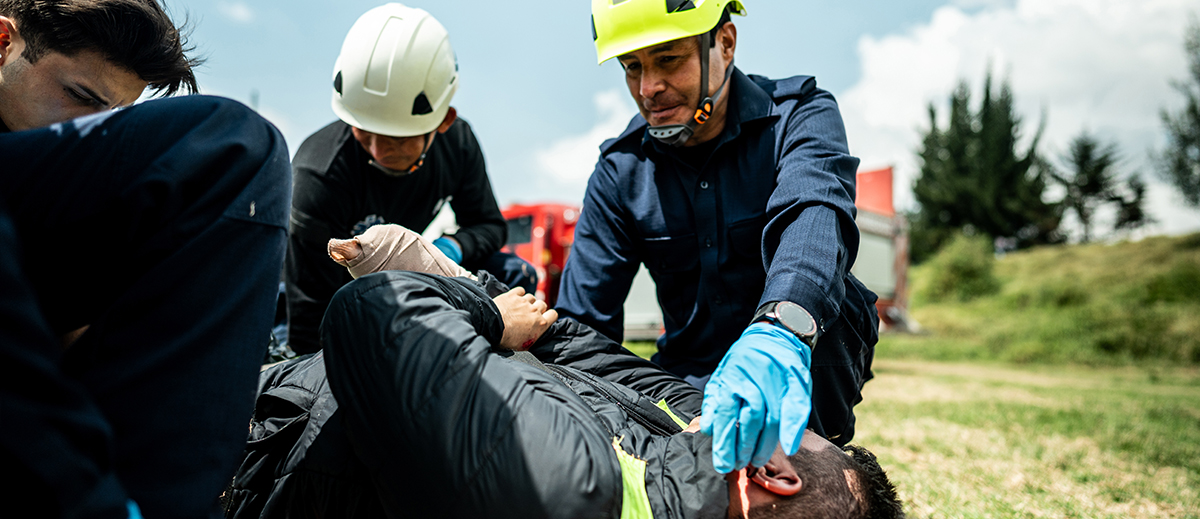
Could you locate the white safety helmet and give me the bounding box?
[331,3,458,137]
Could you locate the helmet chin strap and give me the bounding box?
[368,131,435,177]
[647,31,735,147]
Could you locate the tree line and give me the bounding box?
[908,18,1199,263]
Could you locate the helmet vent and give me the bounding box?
[334,71,343,96]
[666,0,696,13]
[412,92,433,115]
[591,15,598,41]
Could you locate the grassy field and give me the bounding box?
[856,354,1200,518]
[626,337,1200,517]
[623,233,1200,516]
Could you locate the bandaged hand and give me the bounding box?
[493,287,557,350]
[328,224,476,280]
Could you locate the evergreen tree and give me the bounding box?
[910,73,1062,263]
[1158,18,1200,206]
[1052,132,1152,242]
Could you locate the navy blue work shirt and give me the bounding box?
[557,68,875,378]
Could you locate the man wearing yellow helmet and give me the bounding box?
[557,0,880,477]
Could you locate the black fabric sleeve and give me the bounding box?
[445,121,506,264]
[320,271,621,518]
[286,153,356,354]
[529,319,704,419]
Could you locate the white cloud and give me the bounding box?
[840,0,1200,236]
[533,90,638,203]
[217,2,255,24]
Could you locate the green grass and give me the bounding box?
[624,341,657,360]
[856,359,1200,518]
[904,233,1200,365]
[621,235,1200,515]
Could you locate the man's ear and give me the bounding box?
[0,16,21,66]
[436,107,457,134]
[750,457,802,497]
[716,21,736,64]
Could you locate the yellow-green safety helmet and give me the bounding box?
[591,0,746,64]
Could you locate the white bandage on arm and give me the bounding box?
[329,224,478,281]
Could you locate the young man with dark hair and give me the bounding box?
[0,0,198,131]
[0,3,293,519]
[285,4,537,355]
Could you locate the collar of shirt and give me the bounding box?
[639,67,779,156]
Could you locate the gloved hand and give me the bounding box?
[700,322,813,473]
[431,236,463,264]
[127,500,144,519]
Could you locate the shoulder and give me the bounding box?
[444,116,478,141]
[293,120,355,178]
[598,114,648,157]
[746,74,819,102]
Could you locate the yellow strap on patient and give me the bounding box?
[655,399,689,431]
[612,437,654,519]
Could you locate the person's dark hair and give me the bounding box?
[0,0,200,95]
[752,444,905,519]
[842,445,905,519]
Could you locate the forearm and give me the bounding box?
[760,204,853,329]
[446,219,505,264]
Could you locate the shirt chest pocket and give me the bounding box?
[727,216,766,263]
[641,234,699,274]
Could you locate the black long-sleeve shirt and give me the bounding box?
[285,118,506,353]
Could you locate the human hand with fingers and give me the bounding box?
[493,287,557,350]
[700,322,813,473]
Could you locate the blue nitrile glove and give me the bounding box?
[432,236,463,264]
[700,322,813,473]
[127,500,144,519]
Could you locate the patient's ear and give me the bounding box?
[750,456,802,497]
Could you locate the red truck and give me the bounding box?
[500,203,579,304]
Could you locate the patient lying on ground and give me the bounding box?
[223,224,905,519]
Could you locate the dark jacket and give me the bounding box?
[1,96,290,519]
[286,119,507,353]
[228,271,730,519]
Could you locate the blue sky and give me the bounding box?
[173,0,1200,237]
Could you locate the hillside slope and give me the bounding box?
[883,233,1200,365]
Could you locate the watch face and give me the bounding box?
[776,302,816,336]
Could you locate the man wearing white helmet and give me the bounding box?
[285,3,535,354]
[557,0,881,480]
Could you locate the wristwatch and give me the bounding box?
[752,301,819,348]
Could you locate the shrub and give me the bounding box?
[916,232,1001,303]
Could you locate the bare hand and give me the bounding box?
[493,287,557,350]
